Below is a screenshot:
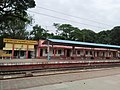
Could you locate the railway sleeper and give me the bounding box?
[25,71,33,77]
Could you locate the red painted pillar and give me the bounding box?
[64,49,67,57]
[111,51,113,59]
[83,49,86,59]
[63,49,67,59]
[92,50,94,59]
[38,40,41,58]
[38,47,40,58]
[72,46,75,59]
[65,49,67,57]
[54,49,56,57]
[92,49,95,60]
[12,43,14,59]
[105,50,108,59]
[100,51,102,59]
[26,44,28,59]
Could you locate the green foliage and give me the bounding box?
[53,23,97,42]
[0,0,35,49]
[0,17,30,38]
[96,30,111,44]
[81,29,96,43]
[51,35,66,40]
[53,23,120,46]
[110,26,120,45]
[0,0,36,23]
[70,28,83,41]
[30,25,50,40]
[53,23,83,40]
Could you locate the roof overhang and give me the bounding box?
[43,39,120,49]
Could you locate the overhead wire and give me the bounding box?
[36,6,113,27]
[28,10,108,29]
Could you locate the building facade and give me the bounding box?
[36,40,119,60]
[3,38,38,59]
[3,38,119,60]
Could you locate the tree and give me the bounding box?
[110,26,120,45]
[30,25,49,40]
[54,23,82,40]
[0,0,35,49]
[0,16,31,49]
[0,0,35,24]
[96,30,111,44]
[81,29,96,43]
[57,24,74,40]
[70,28,83,41]
[0,17,30,39]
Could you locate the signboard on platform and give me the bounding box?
[3,38,38,45]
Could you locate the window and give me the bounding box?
[53,49,54,54]
[86,51,88,55]
[77,50,80,54]
[109,52,111,55]
[58,49,62,54]
[53,49,56,54]
[90,51,92,55]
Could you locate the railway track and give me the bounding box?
[1,61,120,80]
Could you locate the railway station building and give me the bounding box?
[2,38,120,60]
[36,39,120,60]
[3,38,38,59]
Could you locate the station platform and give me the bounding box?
[0,59,120,66]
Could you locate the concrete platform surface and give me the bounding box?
[0,59,120,65]
[22,74,120,90]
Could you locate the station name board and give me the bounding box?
[3,38,38,45]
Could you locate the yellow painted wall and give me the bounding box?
[6,43,13,48]
[4,43,35,51]
[14,44,26,49]
[28,45,34,49]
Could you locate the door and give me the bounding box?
[67,49,71,57]
[40,49,43,56]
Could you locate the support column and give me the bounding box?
[92,48,95,60]
[97,50,100,59]
[37,47,40,58]
[38,40,41,58]
[100,51,102,59]
[26,44,28,59]
[106,50,108,59]
[72,46,75,59]
[83,49,86,59]
[64,49,67,57]
[107,49,110,59]
[12,43,14,59]
[111,51,113,59]
[54,48,56,57]
[47,41,50,60]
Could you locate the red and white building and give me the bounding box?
[36,40,119,60]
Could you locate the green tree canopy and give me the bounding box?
[110,26,120,45]
[53,23,82,40]
[30,25,50,40]
[0,0,35,23]
[81,29,96,43]
[0,0,35,49]
[96,30,111,44]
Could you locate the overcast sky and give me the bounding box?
[28,0,120,33]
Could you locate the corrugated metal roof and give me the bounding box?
[47,39,120,49]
